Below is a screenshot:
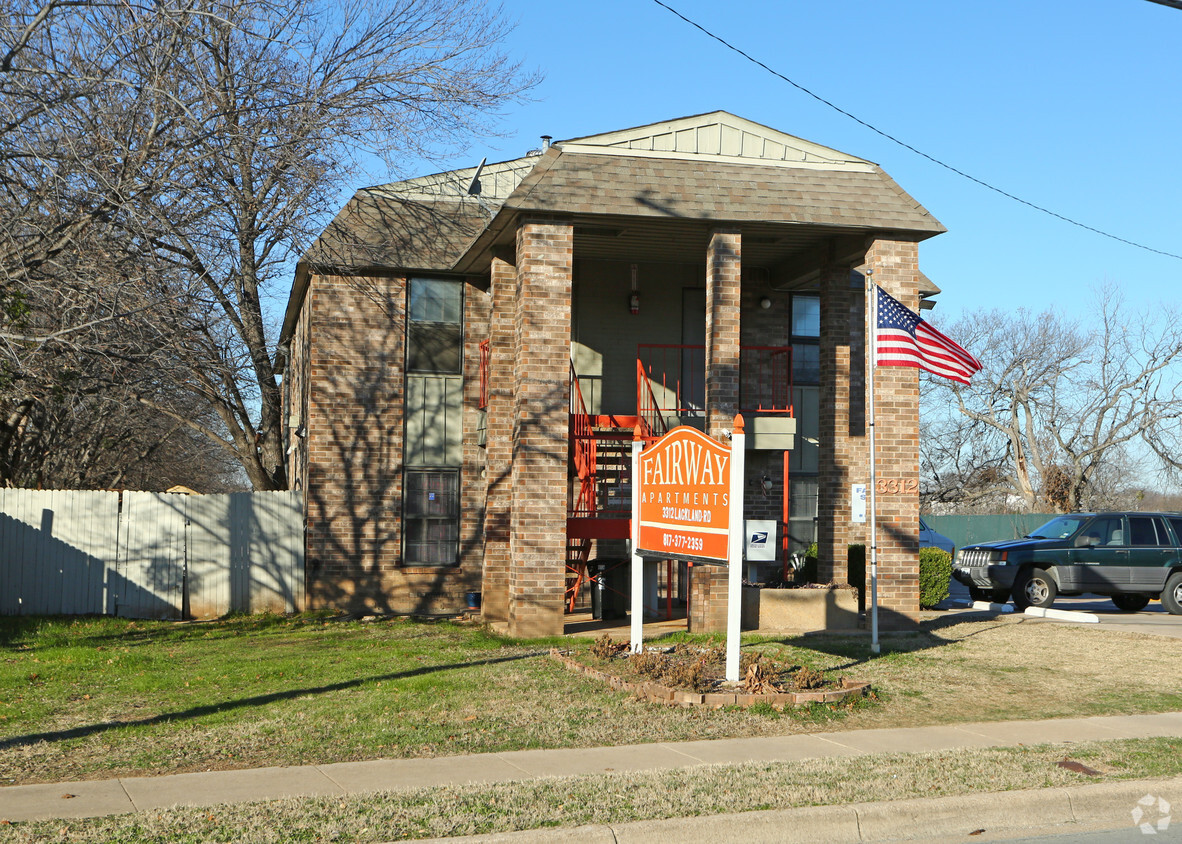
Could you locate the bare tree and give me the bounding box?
[0,0,188,294]
[922,287,1182,512]
[1,0,536,489]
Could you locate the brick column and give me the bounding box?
[508,219,573,637]
[864,237,921,628]
[705,229,741,439]
[481,252,515,622]
[688,565,728,632]
[817,261,851,583]
[701,229,741,631]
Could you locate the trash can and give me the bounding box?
[591,562,606,620]
[598,559,629,620]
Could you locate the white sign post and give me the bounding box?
[630,416,746,676]
[725,417,746,682]
[630,433,644,654]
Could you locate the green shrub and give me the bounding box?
[800,541,818,582]
[919,547,953,608]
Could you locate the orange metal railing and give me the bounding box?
[636,344,794,418]
[566,364,596,609]
[569,363,597,515]
[635,359,668,441]
[478,339,490,409]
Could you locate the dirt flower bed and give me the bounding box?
[553,635,871,710]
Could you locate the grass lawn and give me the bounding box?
[9,737,1182,843]
[2,611,1182,786]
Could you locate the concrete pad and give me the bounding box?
[120,765,342,811]
[320,754,529,792]
[490,743,701,778]
[659,733,867,765]
[0,778,133,821]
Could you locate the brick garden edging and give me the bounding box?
[549,649,870,710]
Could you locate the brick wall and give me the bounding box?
[285,286,312,495]
[460,283,490,598]
[300,272,483,615]
[863,237,921,628]
[508,219,573,637]
[818,262,853,583]
[303,273,406,612]
[740,282,792,529]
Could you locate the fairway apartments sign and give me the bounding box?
[636,426,732,564]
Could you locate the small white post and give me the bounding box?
[725,415,746,682]
[630,431,644,654]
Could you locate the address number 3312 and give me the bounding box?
[876,478,918,495]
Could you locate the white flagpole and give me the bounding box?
[867,271,880,655]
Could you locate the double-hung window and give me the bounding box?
[403,279,463,566]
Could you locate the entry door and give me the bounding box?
[681,289,706,417]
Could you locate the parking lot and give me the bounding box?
[944,579,1182,639]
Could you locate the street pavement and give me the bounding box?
[941,577,1182,639]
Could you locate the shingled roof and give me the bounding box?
[282,111,946,345]
[507,152,939,229]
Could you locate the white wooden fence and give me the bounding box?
[0,489,304,619]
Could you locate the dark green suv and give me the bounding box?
[952,512,1182,613]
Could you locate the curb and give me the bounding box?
[419,776,1182,843]
[1025,606,1101,623]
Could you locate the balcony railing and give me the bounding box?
[636,343,793,419]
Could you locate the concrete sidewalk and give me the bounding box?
[3,711,1182,832]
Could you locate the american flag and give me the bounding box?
[876,286,982,385]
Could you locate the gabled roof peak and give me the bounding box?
[557,110,876,172]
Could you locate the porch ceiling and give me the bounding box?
[573,215,850,269]
[462,212,867,284]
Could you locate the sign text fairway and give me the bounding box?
[636,426,732,564]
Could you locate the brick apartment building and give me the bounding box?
[276,112,946,637]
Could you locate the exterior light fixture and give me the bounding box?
[760,474,774,495]
[759,296,772,310]
[629,263,640,315]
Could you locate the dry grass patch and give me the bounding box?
[8,737,1182,843]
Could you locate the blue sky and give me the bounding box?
[423,0,1181,325]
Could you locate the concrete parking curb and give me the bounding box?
[1024,606,1100,623]
[419,776,1182,843]
[970,600,1014,613]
